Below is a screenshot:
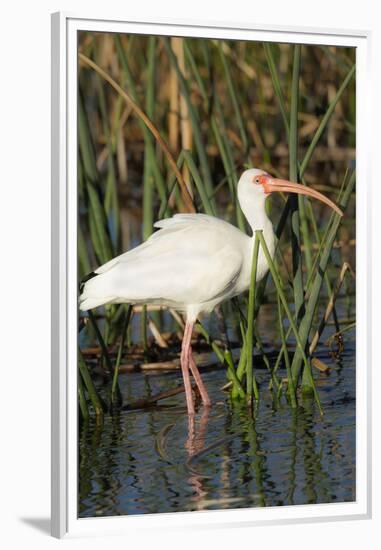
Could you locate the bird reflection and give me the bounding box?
[184,407,210,505]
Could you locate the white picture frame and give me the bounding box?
[51,11,372,539]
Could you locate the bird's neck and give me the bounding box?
[239,192,271,236]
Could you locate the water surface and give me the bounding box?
[78,335,355,517]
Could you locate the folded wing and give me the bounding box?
[80,214,245,310]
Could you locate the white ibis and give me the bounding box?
[80,168,342,415]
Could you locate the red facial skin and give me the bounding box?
[252,174,343,217]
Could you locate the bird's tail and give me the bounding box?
[79,271,116,311]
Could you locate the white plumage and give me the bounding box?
[81,213,270,316]
[80,168,341,414]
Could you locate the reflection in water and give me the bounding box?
[78,292,356,517]
[78,339,355,517]
[185,407,210,457]
[185,408,210,507]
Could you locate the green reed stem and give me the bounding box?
[182,151,214,215]
[78,370,89,421]
[158,151,187,219]
[263,42,290,138]
[253,324,281,393]
[78,90,98,184]
[264,46,354,288]
[78,223,91,279]
[218,41,249,153]
[290,172,355,387]
[163,38,215,206]
[273,184,346,378]
[299,64,356,177]
[213,94,246,231]
[114,35,167,212]
[86,182,114,265]
[184,38,245,228]
[289,44,305,325]
[246,232,260,402]
[88,310,113,375]
[78,350,104,417]
[96,73,120,252]
[277,296,297,407]
[257,232,322,414]
[111,305,133,404]
[183,40,209,107]
[196,322,246,398]
[232,334,247,389]
[229,311,248,400]
[142,36,156,241]
[225,353,247,399]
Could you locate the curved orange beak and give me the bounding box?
[255,175,343,217]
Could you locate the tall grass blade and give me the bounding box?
[78,223,91,279]
[277,296,297,407]
[182,151,214,215]
[289,44,305,323]
[290,172,355,386]
[299,64,355,177]
[158,151,186,219]
[183,39,245,228]
[183,40,209,107]
[111,305,133,405]
[263,42,290,138]
[79,51,194,213]
[213,94,246,230]
[257,231,323,413]
[163,38,215,206]
[78,90,98,184]
[143,36,156,240]
[114,36,168,212]
[78,370,89,421]
[88,310,113,375]
[78,350,104,417]
[96,73,120,251]
[217,41,249,153]
[246,232,260,402]
[87,182,114,265]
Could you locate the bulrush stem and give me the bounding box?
[290,172,355,387]
[257,232,323,414]
[197,322,246,398]
[88,310,113,375]
[142,36,156,241]
[111,305,133,405]
[78,350,104,417]
[163,38,215,207]
[78,371,89,421]
[79,52,195,213]
[289,44,305,326]
[277,296,297,408]
[246,232,261,403]
[263,42,290,138]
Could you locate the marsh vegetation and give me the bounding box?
[77,32,356,514]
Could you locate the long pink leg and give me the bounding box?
[188,347,211,407]
[181,321,195,415]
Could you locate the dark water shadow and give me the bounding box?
[20,517,51,535]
